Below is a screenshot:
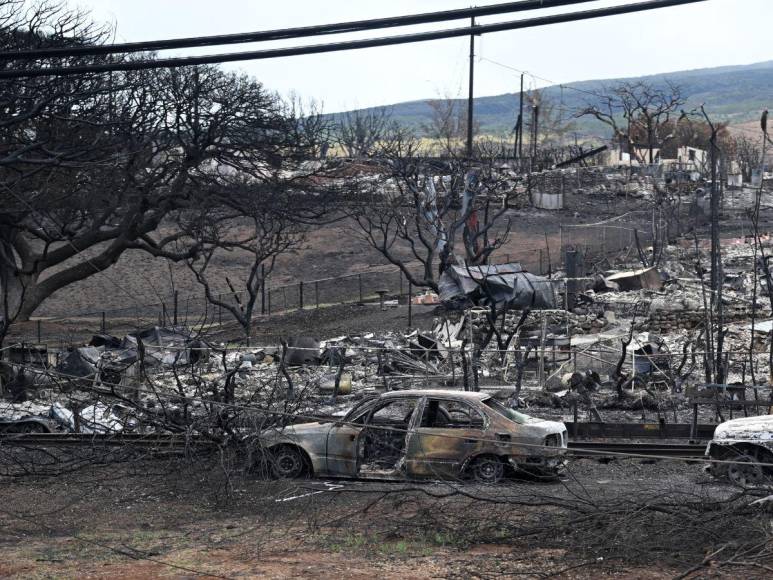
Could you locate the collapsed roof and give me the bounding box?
[438,263,556,310]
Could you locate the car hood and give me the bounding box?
[714,415,773,441]
[518,419,566,437]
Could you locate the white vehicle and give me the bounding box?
[51,402,138,434]
[705,415,773,486]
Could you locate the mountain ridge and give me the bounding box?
[341,60,773,138]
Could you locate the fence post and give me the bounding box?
[565,249,579,311]
[407,281,413,327]
[358,274,363,304]
[602,226,607,257]
[267,288,272,316]
[399,271,403,297]
[101,311,106,334]
[37,320,41,344]
[162,303,167,325]
[173,290,178,326]
[261,265,266,315]
[315,281,320,309]
[559,225,564,264]
[299,281,304,311]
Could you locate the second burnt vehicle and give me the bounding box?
[255,390,567,483]
[705,414,773,487]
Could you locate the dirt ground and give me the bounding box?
[0,455,735,579]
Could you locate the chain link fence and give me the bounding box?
[559,222,655,266]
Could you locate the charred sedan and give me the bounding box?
[706,414,773,487]
[256,390,567,483]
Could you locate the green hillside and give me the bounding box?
[341,60,773,140]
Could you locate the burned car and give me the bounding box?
[0,415,56,433]
[256,390,567,483]
[706,415,773,486]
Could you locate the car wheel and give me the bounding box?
[20,422,46,433]
[271,446,307,479]
[727,455,765,487]
[708,459,728,479]
[470,455,504,484]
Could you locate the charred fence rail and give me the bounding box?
[15,265,427,344]
[0,431,709,458]
[567,422,717,440]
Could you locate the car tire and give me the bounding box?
[19,422,46,433]
[469,455,505,484]
[270,446,307,479]
[727,455,765,488]
[708,459,728,479]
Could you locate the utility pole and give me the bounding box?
[466,16,476,158]
[532,104,540,160]
[518,73,524,160]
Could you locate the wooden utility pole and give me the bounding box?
[532,104,540,160]
[466,16,475,158]
[516,72,524,160]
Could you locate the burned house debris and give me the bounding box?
[605,267,663,292]
[438,264,556,310]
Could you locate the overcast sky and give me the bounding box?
[77,0,769,112]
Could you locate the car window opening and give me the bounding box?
[482,397,532,425]
[421,399,484,429]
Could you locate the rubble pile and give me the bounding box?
[5,225,773,431]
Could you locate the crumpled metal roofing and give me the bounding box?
[438,263,555,309]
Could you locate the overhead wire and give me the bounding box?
[478,55,608,100]
[0,0,601,60]
[0,0,708,79]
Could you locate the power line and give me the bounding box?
[479,56,605,100]
[0,0,599,60]
[0,0,708,79]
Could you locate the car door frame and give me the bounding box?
[405,397,489,479]
[354,395,422,479]
[324,400,377,476]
